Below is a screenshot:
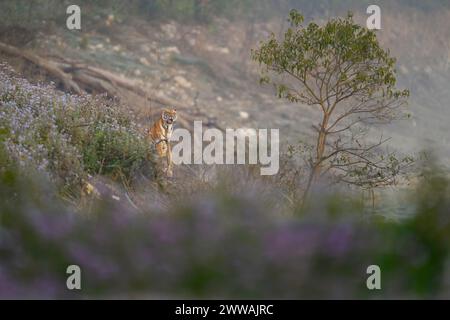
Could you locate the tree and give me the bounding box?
[252,10,412,203]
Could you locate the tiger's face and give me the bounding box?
[162,108,177,125]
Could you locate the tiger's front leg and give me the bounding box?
[166,141,173,177]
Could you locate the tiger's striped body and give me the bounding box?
[148,108,177,177]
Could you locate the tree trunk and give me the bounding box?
[301,112,329,206]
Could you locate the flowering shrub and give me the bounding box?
[1,153,449,298]
[0,64,153,194]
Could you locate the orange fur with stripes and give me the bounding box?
[148,108,177,177]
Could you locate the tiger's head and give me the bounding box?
[162,108,177,125]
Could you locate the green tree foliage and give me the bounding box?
[252,10,412,202]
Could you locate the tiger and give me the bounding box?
[148,108,177,177]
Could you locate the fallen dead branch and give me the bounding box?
[53,56,191,110]
[0,42,216,130]
[0,41,82,94]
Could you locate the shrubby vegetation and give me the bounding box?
[0,63,153,196]
[1,132,450,298]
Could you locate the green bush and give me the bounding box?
[1,146,450,298]
[0,63,154,195]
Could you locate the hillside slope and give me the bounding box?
[1,4,449,163]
